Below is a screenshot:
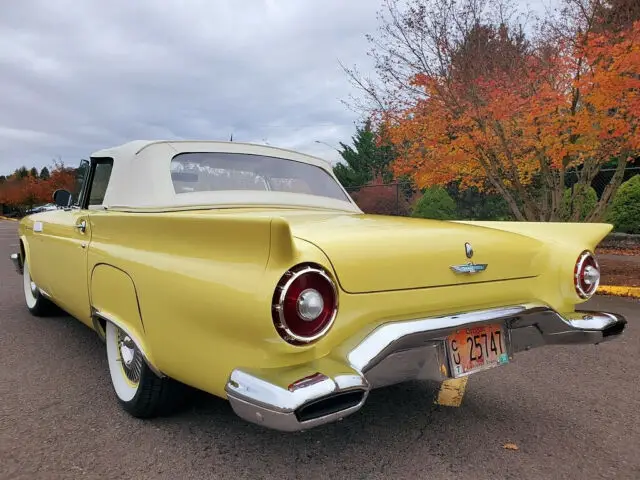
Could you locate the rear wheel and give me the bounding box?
[105,321,188,418]
[23,257,58,316]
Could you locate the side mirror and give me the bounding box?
[53,189,72,207]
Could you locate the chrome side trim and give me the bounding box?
[92,309,164,378]
[10,253,23,275]
[225,303,627,432]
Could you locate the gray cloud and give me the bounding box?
[0,0,381,174]
[0,0,552,175]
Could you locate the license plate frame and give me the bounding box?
[446,322,510,378]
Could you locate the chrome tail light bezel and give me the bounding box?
[271,263,339,345]
[574,250,601,299]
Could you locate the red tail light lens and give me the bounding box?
[574,251,601,299]
[272,264,338,345]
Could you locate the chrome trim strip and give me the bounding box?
[92,309,164,378]
[10,253,23,275]
[225,303,627,432]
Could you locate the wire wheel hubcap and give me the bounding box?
[117,330,143,385]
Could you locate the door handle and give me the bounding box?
[75,220,87,234]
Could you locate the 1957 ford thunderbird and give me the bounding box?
[9,140,627,432]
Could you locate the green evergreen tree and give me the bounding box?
[39,167,50,180]
[15,166,29,178]
[333,121,396,189]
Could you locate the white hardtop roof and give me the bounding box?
[90,140,361,213]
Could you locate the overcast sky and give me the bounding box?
[0,0,553,176]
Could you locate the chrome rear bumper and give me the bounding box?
[225,303,627,432]
[10,253,23,275]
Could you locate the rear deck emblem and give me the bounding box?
[451,242,487,274]
[450,263,488,274]
[465,242,473,259]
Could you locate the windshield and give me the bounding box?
[169,152,350,202]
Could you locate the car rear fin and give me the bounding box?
[454,221,613,252]
[268,217,297,266]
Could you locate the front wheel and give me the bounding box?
[22,256,58,317]
[105,321,189,418]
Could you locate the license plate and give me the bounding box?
[446,323,509,378]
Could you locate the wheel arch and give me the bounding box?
[19,235,31,271]
[89,263,163,377]
[19,238,26,261]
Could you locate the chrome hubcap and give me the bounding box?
[117,330,143,384]
[30,281,37,295]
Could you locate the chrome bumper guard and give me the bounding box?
[10,253,23,275]
[225,303,627,432]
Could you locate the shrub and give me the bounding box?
[411,186,457,220]
[349,182,411,216]
[607,175,640,234]
[560,184,598,221]
[446,183,513,220]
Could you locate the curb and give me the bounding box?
[0,216,18,222]
[597,285,640,299]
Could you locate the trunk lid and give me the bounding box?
[283,213,546,293]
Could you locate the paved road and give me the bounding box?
[1,219,638,480]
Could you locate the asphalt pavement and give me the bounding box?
[1,219,639,480]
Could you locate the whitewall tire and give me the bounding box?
[104,321,189,418]
[22,257,58,316]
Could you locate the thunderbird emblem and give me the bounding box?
[451,242,487,274]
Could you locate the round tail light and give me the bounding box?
[574,250,600,299]
[272,264,338,345]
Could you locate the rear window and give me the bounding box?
[170,152,350,202]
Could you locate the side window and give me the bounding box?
[88,161,114,206]
[72,159,90,206]
[79,159,114,209]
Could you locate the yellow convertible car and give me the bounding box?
[10,140,627,432]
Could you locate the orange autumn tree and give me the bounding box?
[0,162,76,211]
[343,0,639,221]
[43,161,77,199]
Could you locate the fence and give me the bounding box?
[344,167,640,221]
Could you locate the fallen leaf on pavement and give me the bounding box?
[503,443,519,451]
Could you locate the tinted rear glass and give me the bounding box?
[170,152,350,202]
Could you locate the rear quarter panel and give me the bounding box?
[85,211,333,397]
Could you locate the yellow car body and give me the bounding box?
[10,140,627,432]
